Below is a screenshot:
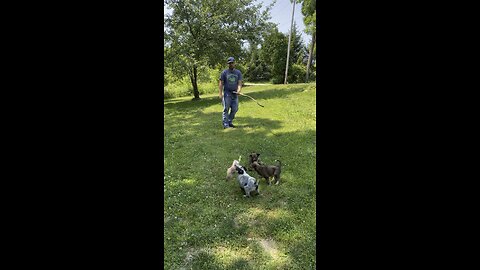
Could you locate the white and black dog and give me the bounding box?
[235,164,260,198]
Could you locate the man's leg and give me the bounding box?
[228,96,239,126]
[222,95,231,128]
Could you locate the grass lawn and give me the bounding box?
[164,83,316,269]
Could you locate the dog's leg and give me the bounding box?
[226,167,234,181]
[274,169,281,185]
[244,188,251,198]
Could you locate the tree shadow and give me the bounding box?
[163,97,189,104]
[164,96,225,110]
[165,111,283,134]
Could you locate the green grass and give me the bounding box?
[164,83,316,269]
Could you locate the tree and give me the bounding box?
[164,0,275,99]
[243,41,272,82]
[257,23,304,84]
[289,23,306,68]
[301,0,316,82]
[260,27,288,84]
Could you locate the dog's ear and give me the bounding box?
[235,165,244,174]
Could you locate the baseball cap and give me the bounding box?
[227,57,235,63]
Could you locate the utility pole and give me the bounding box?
[284,0,296,84]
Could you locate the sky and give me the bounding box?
[260,0,309,45]
[164,0,309,45]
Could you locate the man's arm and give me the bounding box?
[236,71,243,94]
[236,80,242,95]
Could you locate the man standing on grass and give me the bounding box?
[219,56,242,129]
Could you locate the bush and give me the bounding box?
[245,62,271,82]
[270,76,284,84]
[164,66,223,99]
[164,76,193,99]
[287,64,306,83]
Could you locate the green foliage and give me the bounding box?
[244,44,270,82]
[245,62,271,82]
[287,64,306,83]
[307,69,316,82]
[164,0,275,97]
[270,76,284,84]
[289,24,305,67]
[256,24,305,84]
[301,0,316,34]
[260,28,288,84]
[165,65,231,99]
[164,76,192,99]
[165,80,220,100]
[300,0,316,81]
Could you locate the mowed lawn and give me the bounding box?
[164,83,316,269]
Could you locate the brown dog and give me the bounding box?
[251,160,282,185]
[248,152,262,171]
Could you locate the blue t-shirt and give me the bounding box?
[219,68,242,96]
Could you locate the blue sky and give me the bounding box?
[164,0,309,45]
[260,0,309,45]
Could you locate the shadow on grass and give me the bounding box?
[165,111,283,134]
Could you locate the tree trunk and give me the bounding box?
[305,31,316,82]
[190,65,200,100]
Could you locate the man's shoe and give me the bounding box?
[223,125,231,129]
[228,123,236,128]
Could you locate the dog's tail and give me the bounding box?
[274,159,281,168]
